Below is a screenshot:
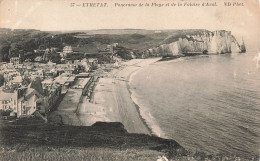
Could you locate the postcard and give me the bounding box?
[0,0,259,160]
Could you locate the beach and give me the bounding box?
[77,58,160,134]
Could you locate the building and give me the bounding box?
[10,57,21,65]
[76,73,89,78]
[60,52,67,59]
[56,64,76,74]
[80,58,90,72]
[63,46,80,53]
[0,90,18,113]
[112,43,119,47]
[50,47,59,52]
[61,46,81,59]
[17,87,44,117]
[88,58,99,68]
[43,84,61,112]
[11,76,23,86]
[3,69,20,82]
[42,79,54,90]
[88,58,98,65]
[63,46,73,53]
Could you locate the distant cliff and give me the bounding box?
[137,30,244,58]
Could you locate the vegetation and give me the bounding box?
[115,46,134,60]
[0,29,49,62]
[0,110,12,116]
[30,78,44,95]
[0,28,211,62]
[0,74,4,86]
[49,52,61,64]
[0,147,162,161]
[0,118,186,160]
[0,118,258,160]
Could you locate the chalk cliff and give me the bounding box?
[138,30,243,58]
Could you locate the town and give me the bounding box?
[0,28,165,122]
[0,41,119,120]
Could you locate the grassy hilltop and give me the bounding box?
[0,118,258,160]
[0,118,186,161]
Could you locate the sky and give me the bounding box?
[0,0,260,51]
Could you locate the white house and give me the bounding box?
[0,90,18,112]
[10,57,21,65]
[63,46,73,53]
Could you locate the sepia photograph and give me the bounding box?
[0,0,259,160]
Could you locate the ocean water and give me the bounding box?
[130,52,260,157]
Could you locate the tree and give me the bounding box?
[22,76,31,86]
[116,47,133,60]
[0,44,10,62]
[30,78,44,95]
[8,43,24,59]
[49,52,61,64]
[24,52,35,61]
[0,74,4,86]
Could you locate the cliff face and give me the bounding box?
[140,41,183,58]
[139,30,241,58]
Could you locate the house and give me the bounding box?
[60,52,67,59]
[50,47,58,52]
[88,58,98,65]
[42,79,54,90]
[63,46,73,53]
[54,73,76,94]
[15,64,25,69]
[10,57,21,65]
[80,58,90,72]
[0,90,18,113]
[61,46,81,58]
[15,77,62,117]
[56,64,76,74]
[63,46,80,53]
[44,48,51,54]
[11,75,23,86]
[112,43,119,47]
[17,87,44,117]
[88,58,99,68]
[3,69,20,82]
[35,69,45,79]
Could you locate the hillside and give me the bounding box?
[0,28,211,62]
[0,118,186,160]
[0,118,257,161]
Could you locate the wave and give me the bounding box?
[128,69,167,138]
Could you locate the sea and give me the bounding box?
[130,52,260,157]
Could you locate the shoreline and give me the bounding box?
[125,68,154,136]
[78,58,161,134]
[110,58,159,134]
[126,67,167,138]
[53,55,207,136]
[117,58,162,135]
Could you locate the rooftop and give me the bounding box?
[0,90,16,101]
[12,76,23,83]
